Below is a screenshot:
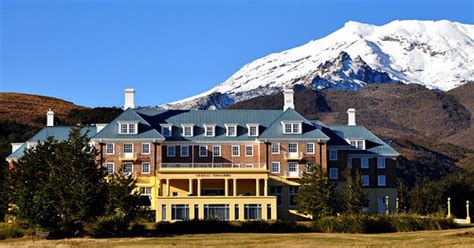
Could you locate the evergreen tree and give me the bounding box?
[341,168,368,213]
[295,163,337,218]
[9,127,107,236]
[0,162,8,221]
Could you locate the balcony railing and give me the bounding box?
[283,152,303,160]
[284,170,302,178]
[160,163,266,169]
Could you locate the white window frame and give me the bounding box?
[377,175,386,186]
[349,139,366,150]
[204,124,216,137]
[377,157,386,169]
[271,162,280,173]
[361,175,370,186]
[245,164,254,168]
[213,145,221,157]
[288,143,298,153]
[231,145,240,157]
[123,143,134,155]
[271,143,280,154]
[329,149,338,161]
[288,162,298,172]
[181,124,194,137]
[329,167,339,180]
[281,121,303,134]
[106,162,114,174]
[142,162,151,174]
[306,143,315,154]
[232,164,240,168]
[142,143,151,154]
[123,163,133,174]
[225,124,237,137]
[199,145,208,157]
[245,145,254,157]
[246,124,259,137]
[105,143,115,155]
[161,124,172,137]
[361,157,369,169]
[118,122,138,134]
[167,146,176,157]
[140,187,152,196]
[181,145,189,157]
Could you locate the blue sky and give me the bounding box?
[1,0,473,107]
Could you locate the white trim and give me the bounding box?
[271,162,280,173]
[141,162,151,174]
[106,162,115,174]
[377,157,386,169]
[167,145,176,157]
[212,145,221,157]
[203,124,216,137]
[142,143,151,154]
[180,145,189,157]
[199,145,208,157]
[118,122,138,134]
[123,163,134,174]
[225,124,237,137]
[281,121,303,134]
[246,123,259,137]
[306,143,315,154]
[271,143,280,154]
[231,145,240,157]
[123,143,134,157]
[347,139,366,150]
[245,145,254,157]
[161,124,173,137]
[105,143,115,155]
[288,143,298,153]
[181,124,194,137]
[329,149,338,161]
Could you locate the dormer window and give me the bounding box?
[118,122,138,134]
[181,124,194,137]
[282,121,302,134]
[348,140,365,150]
[247,124,259,137]
[225,124,237,137]
[204,124,216,137]
[161,124,172,137]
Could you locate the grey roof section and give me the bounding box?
[137,109,285,141]
[327,125,399,157]
[259,109,329,141]
[93,108,164,141]
[6,143,26,159]
[7,126,97,159]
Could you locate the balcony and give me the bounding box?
[118,152,151,162]
[283,152,303,161]
[284,170,302,178]
[161,163,265,169]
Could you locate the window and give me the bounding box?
[142,143,150,154]
[106,163,114,174]
[245,164,254,168]
[306,143,315,154]
[204,124,215,137]
[282,122,302,134]
[232,164,240,168]
[142,162,150,174]
[377,175,386,186]
[182,125,194,137]
[181,146,189,157]
[378,197,387,214]
[167,146,176,157]
[329,150,338,161]
[269,186,282,206]
[245,145,253,156]
[244,204,262,220]
[123,163,133,174]
[247,124,259,136]
[213,145,221,157]
[204,204,230,220]
[271,143,280,154]
[123,143,133,154]
[271,162,280,173]
[226,124,237,136]
[361,175,370,186]
[288,162,298,172]
[361,157,369,169]
[349,140,365,150]
[140,187,152,195]
[231,145,240,157]
[329,167,339,179]
[199,145,208,157]
[162,205,167,221]
[235,205,239,220]
[119,123,138,134]
[106,143,114,154]
[377,157,386,169]
[289,186,299,206]
[288,143,298,153]
[172,204,189,221]
[161,125,172,137]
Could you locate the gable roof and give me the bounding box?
[327,125,399,157]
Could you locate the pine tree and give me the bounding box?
[295,163,337,218]
[341,168,369,213]
[104,171,143,223]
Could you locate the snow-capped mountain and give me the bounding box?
[163,20,474,109]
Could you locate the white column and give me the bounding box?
[197,178,201,196]
[233,178,237,196]
[166,179,170,197]
[189,179,193,195]
[256,179,260,196]
[225,179,229,197]
[264,178,268,196]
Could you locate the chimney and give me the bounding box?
[347,108,356,126]
[124,88,135,110]
[46,109,54,126]
[283,87,294,110]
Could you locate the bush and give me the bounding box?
[312,214,456,233]
[240,220,310,233]
[0,223,28,240]
[155,219,235,234]
[84,216,129,238]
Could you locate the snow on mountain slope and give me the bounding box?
[163,20,474,109]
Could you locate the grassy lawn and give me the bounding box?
[0,227,473,247]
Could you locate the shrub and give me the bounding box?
[84,216,129,238]
[155,219,235,235]
[0,223,28,240]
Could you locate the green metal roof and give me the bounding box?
[327,125,399,157]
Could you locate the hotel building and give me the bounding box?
[7,88,399,221]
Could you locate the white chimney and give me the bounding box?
[124,88,135,110]
[347,108,356,126]
[283,87,294,110]
[46,109,54,126]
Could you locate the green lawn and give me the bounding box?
[1,227,473,247]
